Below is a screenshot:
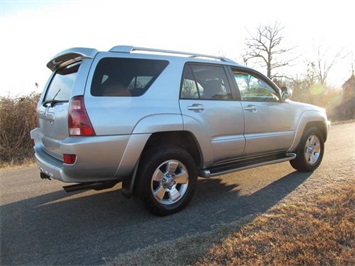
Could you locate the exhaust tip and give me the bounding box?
[40,172,51,180]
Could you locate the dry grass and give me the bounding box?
[111,182,355,266]
[0,157,35,169]
[197,183,355,266]
[0,93,39,167]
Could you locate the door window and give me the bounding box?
[233,71,280,102]
[180,64,233,100]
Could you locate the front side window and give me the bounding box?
[44,63,79,103]
[180,64,232,100]
[91,58,168,96]
[233,71,280,102]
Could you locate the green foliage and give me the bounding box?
[0,93,40,165]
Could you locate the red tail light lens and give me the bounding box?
[68,96,95,136]
[63,154,76,164]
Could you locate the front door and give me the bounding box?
[231,69,295,155]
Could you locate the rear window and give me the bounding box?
[44,63,79,103]
[91,58,169,96]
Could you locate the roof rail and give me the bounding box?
[109,45,236,63]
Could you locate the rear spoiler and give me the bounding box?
[47,47,98,71]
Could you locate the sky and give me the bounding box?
[0,0,354,97]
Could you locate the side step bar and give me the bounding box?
[199,153,296,178]
[63,181,118,192]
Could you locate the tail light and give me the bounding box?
[68,96,95,136]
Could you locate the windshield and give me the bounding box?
[44,63,79,103]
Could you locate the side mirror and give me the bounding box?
[281,86,293,101]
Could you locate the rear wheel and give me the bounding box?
[290,127,324,172]
[135,146,198,216]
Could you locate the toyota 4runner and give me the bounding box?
[31,45,329,215]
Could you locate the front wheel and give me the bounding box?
[135,146,198,216]
[290,127,325,172]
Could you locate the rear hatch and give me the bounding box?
[37,48,97,160]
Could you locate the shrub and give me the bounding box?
[328,98,355,121]
[0,93,40,166]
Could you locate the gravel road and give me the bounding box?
[1,122,354,265]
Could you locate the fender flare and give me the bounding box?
[288,110,328,152]
[121,114,184,197]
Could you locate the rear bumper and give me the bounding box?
[31,128,142,183]
[34,147,66,181]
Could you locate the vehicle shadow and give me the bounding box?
[0,168,311,265]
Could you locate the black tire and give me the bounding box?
[290,127,325,172]
[135,146,198,216]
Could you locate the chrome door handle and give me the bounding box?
[187,104,204,112]
[244,105,257,112]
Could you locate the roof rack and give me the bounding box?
[109,45,236,63]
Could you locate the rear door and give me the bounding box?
[37,63,79,160]
[179,63,245,164]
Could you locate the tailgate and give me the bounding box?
[36,48,98,160]
[37,63,80,160]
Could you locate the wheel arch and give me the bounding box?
[304,121,328,142]
[142,131,202,167]
[122,130,203,198]
[289,111,329,152]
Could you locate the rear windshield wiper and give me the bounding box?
[42,89,67,107]
[43,99,67,107]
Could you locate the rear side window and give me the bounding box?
[44,63,79,102]
[91,58,169,96]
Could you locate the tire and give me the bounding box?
[290,127,325,172]
[135,146,198,216]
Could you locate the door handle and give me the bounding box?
[187,104,204,112]
[244,105,257,112]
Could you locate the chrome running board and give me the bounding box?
[199,153,296,178]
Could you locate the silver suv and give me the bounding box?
[31,45,329,215]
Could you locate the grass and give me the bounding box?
[0,157,35,169]
[111,182,355,265]
[197,182,355,265]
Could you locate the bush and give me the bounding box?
[0,93,40,166]
[328,97,355,121]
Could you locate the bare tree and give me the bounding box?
[243,22,293,79]
[308,46,342,86]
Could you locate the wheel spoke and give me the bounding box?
[152,169,164,182]
[154,185,166,201]
[313,144,321,153]
[168,186,181,202]
[167,161,179,175]
[305,151,311,162]
[308,136,316,146]
[173,170,188,184]
[309,154,317,164]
